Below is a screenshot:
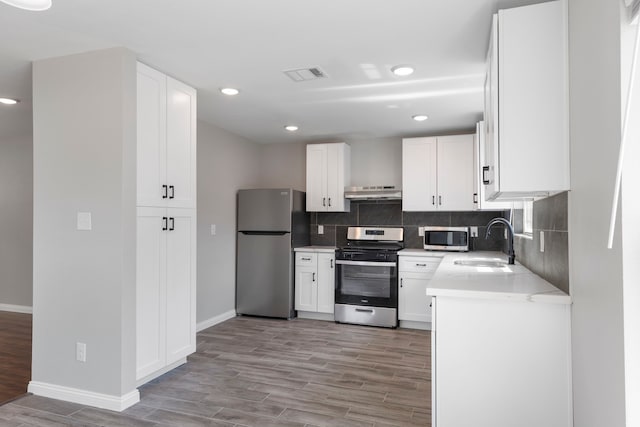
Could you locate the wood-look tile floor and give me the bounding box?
[0,311,31,405]
[0,316,430,427]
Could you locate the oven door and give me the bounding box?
[335,260,398,308]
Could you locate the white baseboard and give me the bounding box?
[297,311,335,322]
[27,381,139,412]
[399,320,432,331]
[0,303,33,314]
[136,357,186,387]
[196,309,236,332]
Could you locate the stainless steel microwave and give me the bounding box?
[423,226,470,251]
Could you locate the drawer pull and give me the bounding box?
[416,263,427,267]
[301,257,311,261]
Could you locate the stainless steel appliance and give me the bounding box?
[335,227,403,328]
[236,189,309,319]
[423,226,470,251]
[343,186,402,200]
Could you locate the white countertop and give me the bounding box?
[294,246,336,253]
[426,251,571,305]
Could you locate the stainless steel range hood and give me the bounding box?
[343,186,402,200]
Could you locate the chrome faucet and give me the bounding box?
[485,217,516,265]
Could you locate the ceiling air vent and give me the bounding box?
[283,67,328,82]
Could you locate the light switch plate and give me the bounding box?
[418,226,424,237]
[318,225,324,235]
[470,226,478,238]
[77,212,92,231]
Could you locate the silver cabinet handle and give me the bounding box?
[312,272,316,282]
[439,195,442,205]
[328,197,331,207]
[301,257,311,261]
[330,259,334,268]
[322,197,326,207]
[169,185,175,199]
[432,195,435,205]
[400,277,403,287]
[416,263,427,267]
[162,185,168,199]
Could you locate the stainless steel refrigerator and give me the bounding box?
[236,189,309,319]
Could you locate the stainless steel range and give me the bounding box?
[334,226,404,328]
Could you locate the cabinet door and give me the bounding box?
[326,143,349,212]
[484,14,500,200]
[166,77,197,209]
[295,264,317,312]
[316,253,335,314]
[136,207,167,380]
[475,122,513,210]
[306,145,327,211]
[398,273,431,322]
[137,64,167,207]
[402,138,437,211]
[437,135,475,211]
[165,208,196,364]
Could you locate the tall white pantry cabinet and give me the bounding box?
[136,62,197,383]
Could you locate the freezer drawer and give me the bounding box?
[236,232,294,318]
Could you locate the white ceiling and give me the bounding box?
[0,0,544,144]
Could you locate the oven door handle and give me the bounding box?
[335,260,397,267]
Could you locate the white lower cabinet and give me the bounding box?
[295,251,335,314]
[136,207,196,381]
[431,295,572,427]
[398,254,442,327]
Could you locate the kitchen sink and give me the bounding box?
[453,259,508,268]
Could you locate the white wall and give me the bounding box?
[568,0,627,425]
[31,48,137,398]
[0,113,33,309]
[196,121,260,325]
[620,5,640,425]
[257,142,306,191]
[348,137,402,188]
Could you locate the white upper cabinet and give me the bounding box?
[402,135,475,211]
[137,62,197,209]
[483,1,569,200]
[306,143,350,212]
[474,122,513,211]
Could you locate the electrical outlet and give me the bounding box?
[470,226,478,238]
[210,224,216,235]
[77,212,92,231]
[76,342,86,362]
[418,226,424,237]
[540,231,545,252]
[318,225,324,235]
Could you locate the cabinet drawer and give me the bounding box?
[296,252,317,266]
[399,257,441,274]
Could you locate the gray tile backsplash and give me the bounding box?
[513,192,569,293]
[309,201,508,250]
[308,193,570,293]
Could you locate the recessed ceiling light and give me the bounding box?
[284,125,299,132]
[412,115,429,122]
[220,88,239,96]
[0,98,19,105]
[391,65,414,77]
[0,0,51,11]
